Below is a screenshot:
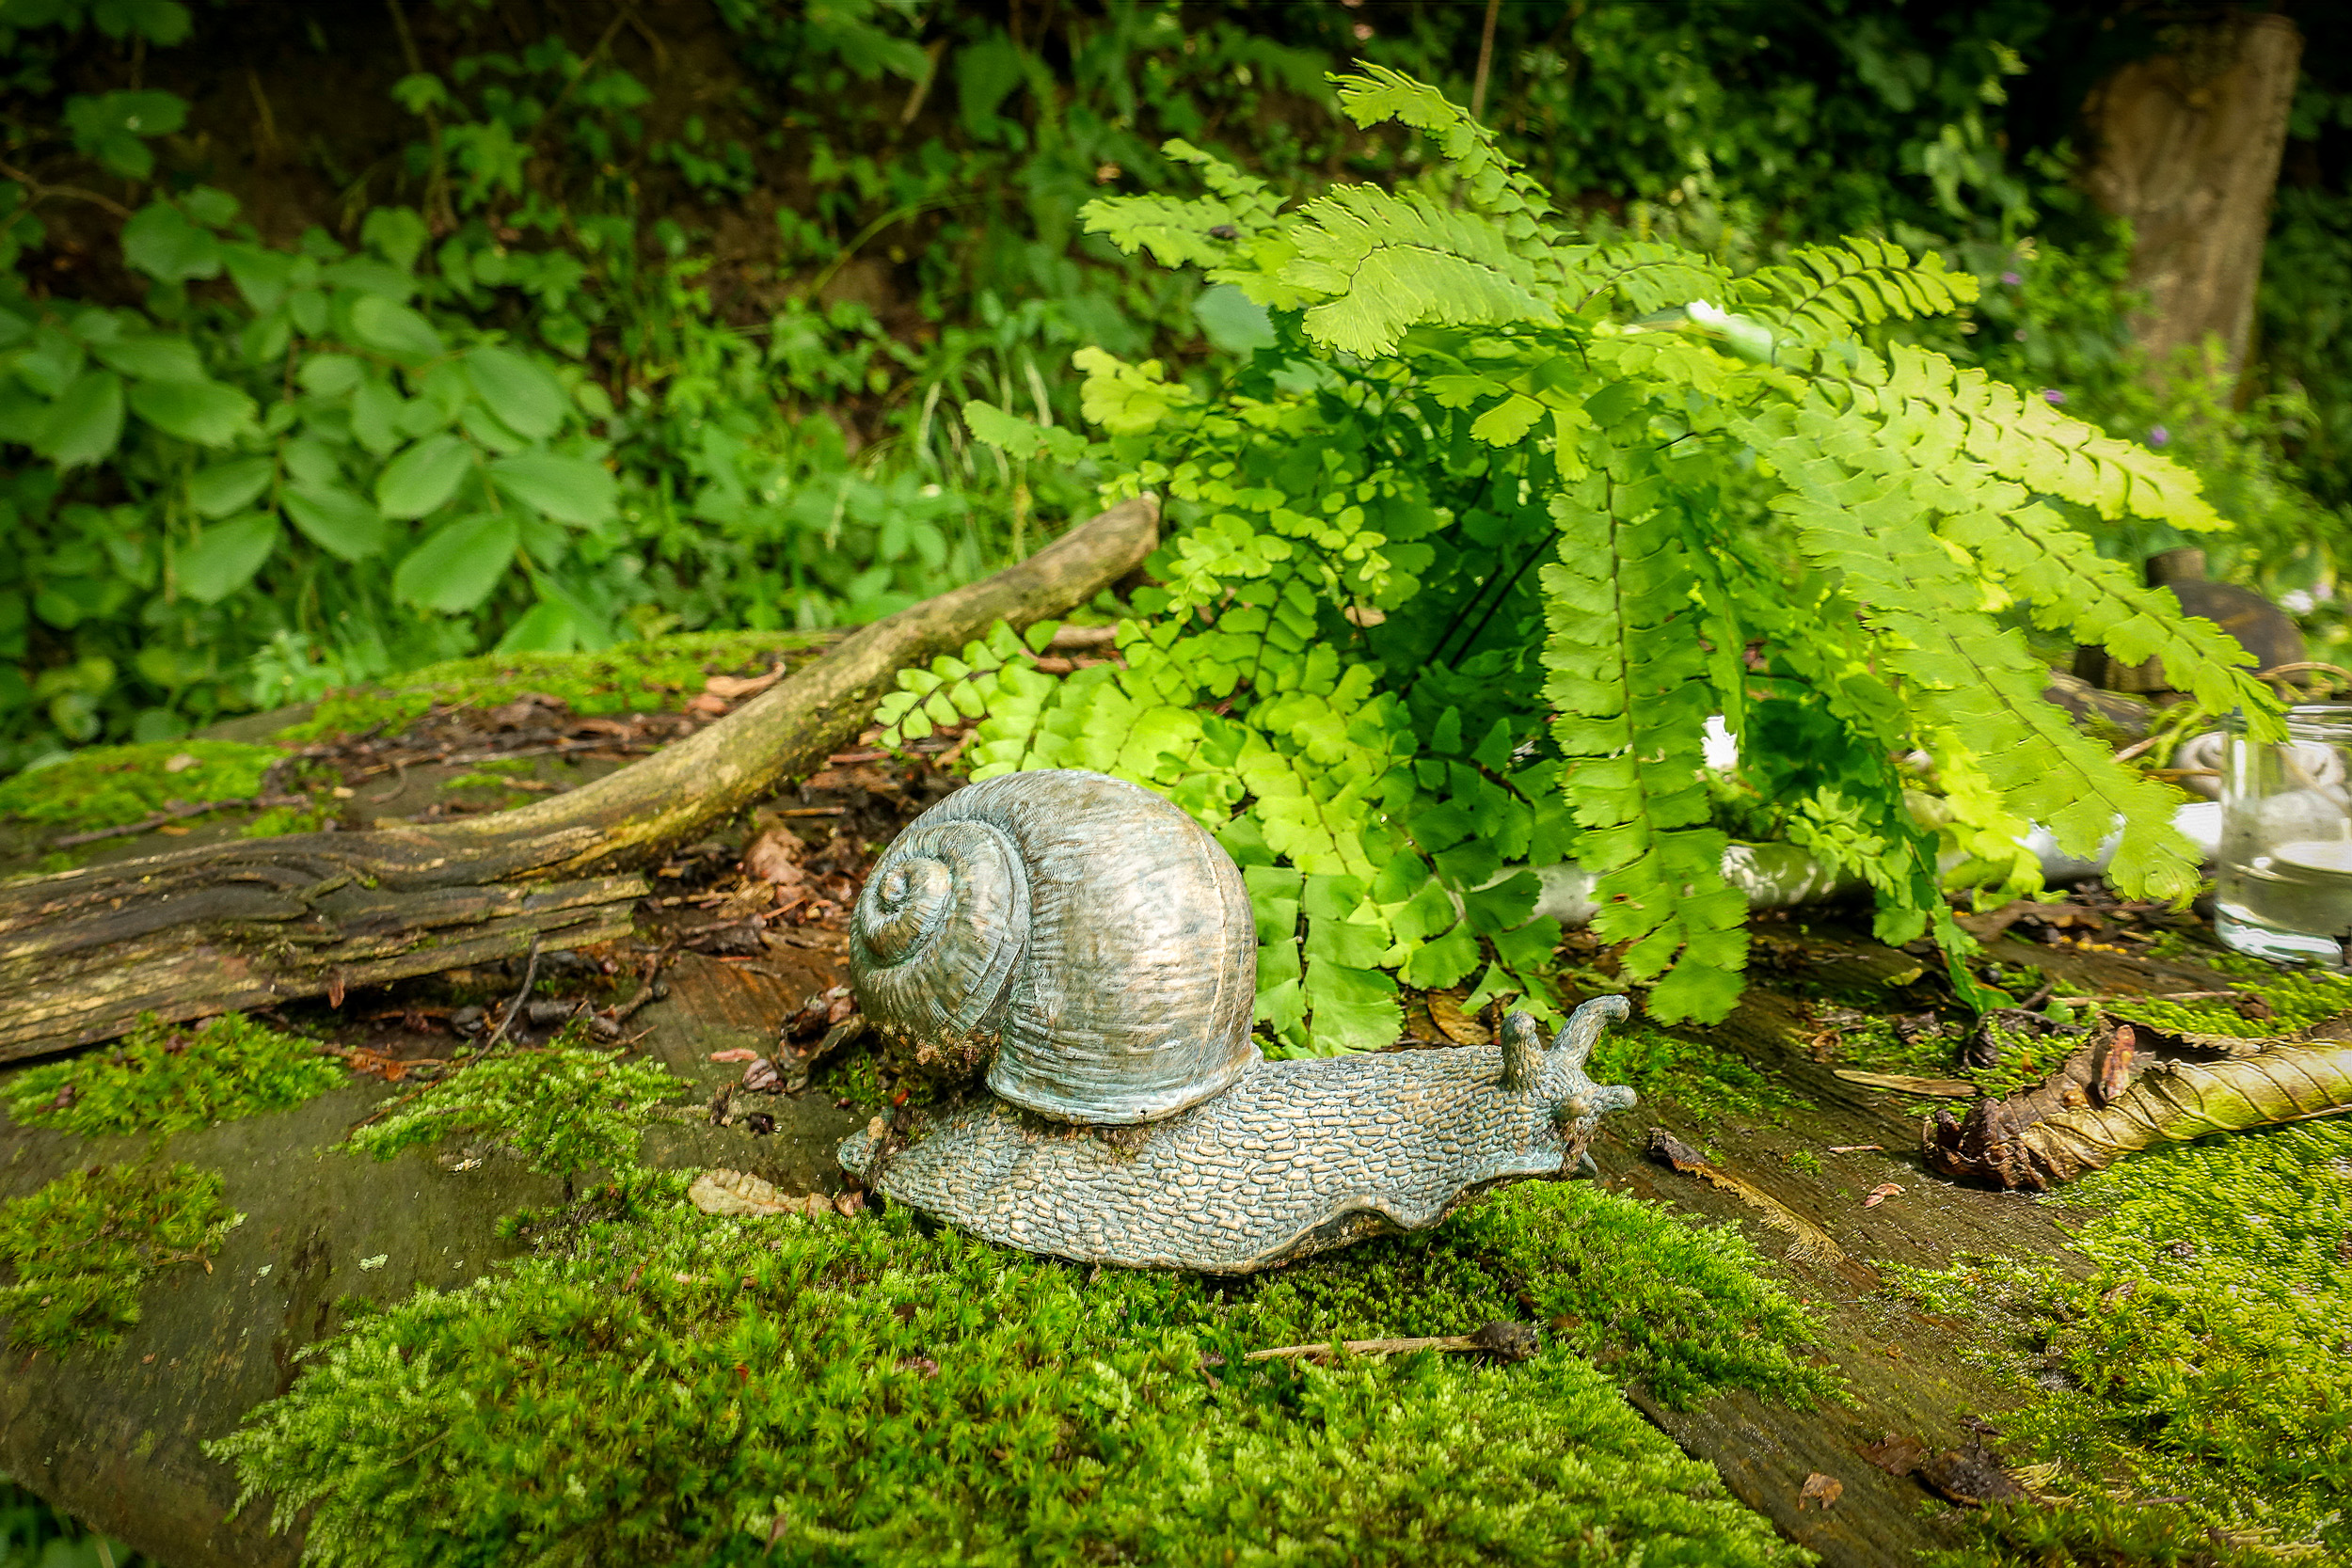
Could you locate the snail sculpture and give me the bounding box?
[836,768,1637,1274]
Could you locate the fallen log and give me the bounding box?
[0,497,1159,1066]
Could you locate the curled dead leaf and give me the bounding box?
[708,1049,761,1063]
[1863,1181,1904,1208]
[743,830,808,886]
[1428,991,1491,1046]
[1797,1472,1842,1511]
[1858,1433,1927,1476]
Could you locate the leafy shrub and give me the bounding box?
[902,71,2276,1042]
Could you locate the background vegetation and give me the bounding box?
[0,0,2345,771]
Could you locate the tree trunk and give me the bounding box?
[0,497,1159,1067]
[2081,12,2303,389]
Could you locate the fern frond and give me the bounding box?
[1755,421,2206,901]
[1553,242,1735,318]
[1282,187,1554,356]
[1809,362,2280,728]
[1871,344,2225,531]
[1083,139,1286,270]
[1538,471,1747,1023]
[1730,237,1977,345]
[1329,66,1559,246]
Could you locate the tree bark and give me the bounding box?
[2081,12,2303,389]
[0,497,1159,1067]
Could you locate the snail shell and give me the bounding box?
[850,768,1258,1124]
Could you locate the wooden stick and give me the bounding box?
[0,499,1158,1065]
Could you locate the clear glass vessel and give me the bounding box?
[2215,705,2352,966]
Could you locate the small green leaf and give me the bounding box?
[176,515,279,603]
[119,198,221,280]
[347,296,444,362]
[282,484,389,562]
[64,91,187,179]
[187,456,274,518]
[34,370,125,467]
[89,334,204,381]
[493,599,580,654]
[128,378,257,446]
[489,451,615,526]
[962,400,1089,464]
[376,434,473,518]
[1195,284,1275,355]
[393,515,517,611]
[297,354,364,399]
[464,347,567,440]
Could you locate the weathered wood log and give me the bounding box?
[0,497,1159,1066]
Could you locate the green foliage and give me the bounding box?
[2,0,2341,774]
[344,1037,686,1181]
[914,74,2276,1042]
[0,1478,144,1568]
[0,736,278,829]
[209,1183,1815,1568]
[0,1159,238,1354]
[4,1011,343,1138]
[1898,1114,2352,1562]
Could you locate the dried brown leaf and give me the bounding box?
[1428,991,1491,1046]
[1858,1433,1927,1476]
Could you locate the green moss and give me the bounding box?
[1829,1011,2081,1101]
[345,1037,687,1180]
[0,739,281,831]
[285,630,831,742]
[209,1188,1812,1568]
[239,801,337,837]
[1895,1115,2352,1562]
[0,1161,240,1354]
[4,1012,345,1137]
[1587,1024,1805,1121]
[1232,1180,1839,1410]
[2121,962,2352,1039]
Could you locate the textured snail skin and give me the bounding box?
[849,769,1258,1124]
[840,997,1638,1275]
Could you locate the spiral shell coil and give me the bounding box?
[849,768,1259,1124]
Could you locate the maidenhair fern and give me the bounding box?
[882,67,2280,1048]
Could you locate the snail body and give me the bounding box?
[840,768,1635,1273]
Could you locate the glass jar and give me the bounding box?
[2215,705,2352,965]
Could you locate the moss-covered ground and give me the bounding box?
[208,1176,1828,1568]
[346,1033,690,1182]
[0,738,284,832]
[1892,970,2352,1565]
[5,1012,345,1138]
[0,1161,240,1354]
[282,630,833,743]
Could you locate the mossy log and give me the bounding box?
[0,498,1158,1067]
